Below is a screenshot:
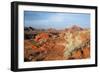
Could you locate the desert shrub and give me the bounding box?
[64,30,90,59]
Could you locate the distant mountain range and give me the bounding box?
[24,25,85,32]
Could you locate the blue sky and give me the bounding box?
[24,11,90,29]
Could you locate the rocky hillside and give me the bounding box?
[24,25,90,62]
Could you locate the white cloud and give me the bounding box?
[49,14,66,22]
